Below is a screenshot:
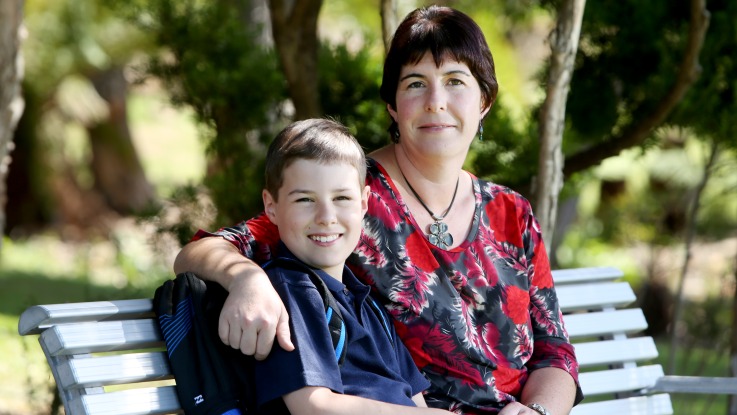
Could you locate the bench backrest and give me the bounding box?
[555,267,673,415]
[18,267,672,415]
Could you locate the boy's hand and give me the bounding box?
[219,268,295,359]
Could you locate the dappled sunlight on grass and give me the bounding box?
[1,219,181,414]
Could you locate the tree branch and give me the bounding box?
[563,0,710,177]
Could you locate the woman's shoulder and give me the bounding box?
[473,174,521,197]
[472,174,534,212]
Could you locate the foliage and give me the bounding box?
[318,42,386,153]
[12,0,154,235]
[113,0,398,234]
[670,0,737,151]
[564,1,690,149]
[467,96,536,194]
[23,0,151,95]
[114,0,288,225]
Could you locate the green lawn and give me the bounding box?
[654,339,734,414]
[0,234,173,414]
[1,84,203,414]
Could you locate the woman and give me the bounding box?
[175,5,582,415]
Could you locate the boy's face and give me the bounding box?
[263,158,369,280]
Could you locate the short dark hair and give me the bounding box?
[264,118,366,200]
[380,5,498,112]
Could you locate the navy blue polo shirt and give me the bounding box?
[254,246,429,410]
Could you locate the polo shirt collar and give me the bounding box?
[273,242,371,304]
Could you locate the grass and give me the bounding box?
[0,84,203,414]
[654,339,734,414]
[0,232,175,414]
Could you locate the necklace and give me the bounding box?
[398,165,459,249]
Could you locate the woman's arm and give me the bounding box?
[513,367,576,415]
[173,237,294,359]
[283,387,449,415]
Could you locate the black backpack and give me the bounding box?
[153,260,348,415]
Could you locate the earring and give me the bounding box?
[389,121,400,144]
[478,122,484,141]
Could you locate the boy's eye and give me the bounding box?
[295,197,314,203]
[335,195,351,201]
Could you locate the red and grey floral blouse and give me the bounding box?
[195,158,582,414]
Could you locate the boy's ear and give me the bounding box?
[262,189,278,224]
[360,185,369,216]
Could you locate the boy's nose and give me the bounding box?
[315,202,337,225]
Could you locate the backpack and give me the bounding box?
[153,262,349,415]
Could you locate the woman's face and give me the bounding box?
[388,53,489,158]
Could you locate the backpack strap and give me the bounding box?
[367,297,394,346]
[263,257,347,366]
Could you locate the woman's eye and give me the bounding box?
[407,81,424,89]
[448,78,464,86]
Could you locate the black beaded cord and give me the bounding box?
[398,165,459,249]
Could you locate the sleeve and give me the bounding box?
[519,196,584,404]
[253,269,344,407]
[192,212,280,264]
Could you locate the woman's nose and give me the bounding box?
[425,85,447,112]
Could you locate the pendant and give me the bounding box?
[427,221,453,249]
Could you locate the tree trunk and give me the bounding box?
[535,0,586,250]
[380,0,398,54]
[0,0,25,245]
[563,0,710,177]
[269,0,323,120]
[667,139,719,375]
[88,66,156,214]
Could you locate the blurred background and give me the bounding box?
[1,0,735,413]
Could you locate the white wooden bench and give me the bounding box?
[17,267,737,415]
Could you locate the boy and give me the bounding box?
[254,118,449,415]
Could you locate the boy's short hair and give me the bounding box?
[264,118,366,200]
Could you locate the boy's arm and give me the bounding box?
[173,237,294,359]
[411,393,428,407]
[283,387,450,415]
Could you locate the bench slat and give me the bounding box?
[557,281,636,312]
[579,365,664,396]
[69,386,181,415]
[59,352,172,389]
[575,337,659,368]
[651,375,737,395]
[552,266,624,285]
[564,308,648,339]
[41,319,163,356]
[19,299,154,335]
[571,393,673,415]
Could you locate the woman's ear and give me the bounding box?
[481,105,491,121]
[387,103,398,121]
[262,189,278,225]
